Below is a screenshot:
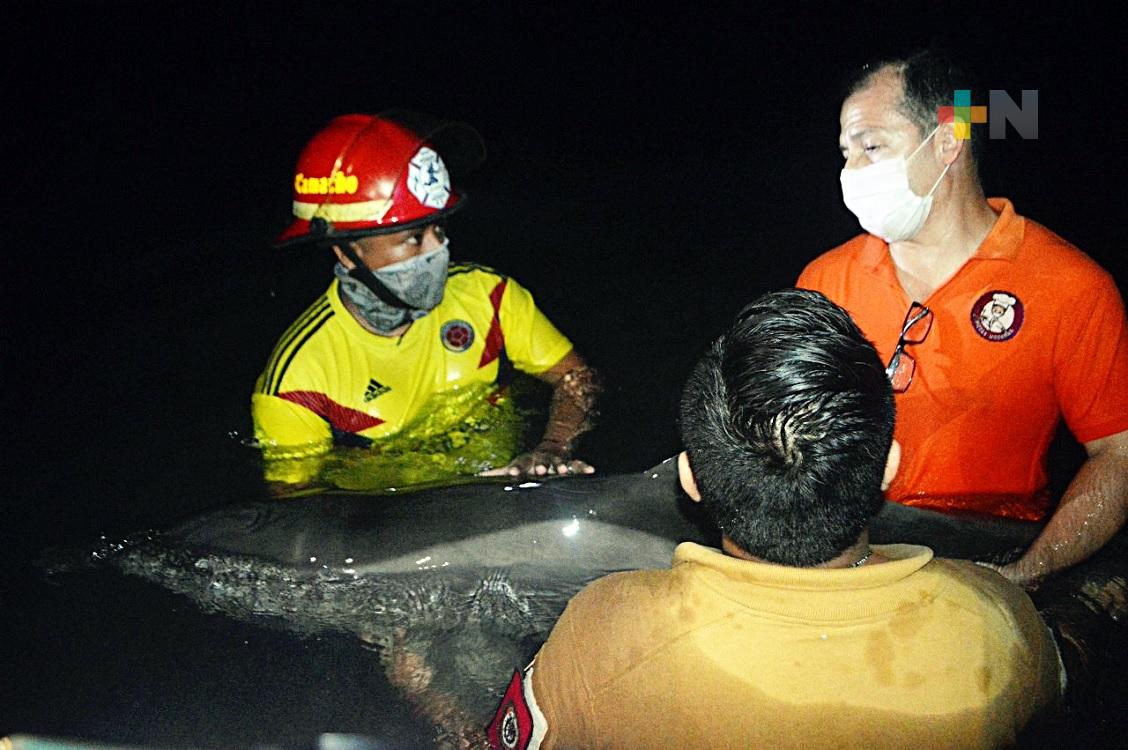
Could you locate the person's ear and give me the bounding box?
[881,439,901,491]
[936,121,965,166]
[678,451,702,502]
[332,245,355,270]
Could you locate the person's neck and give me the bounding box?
[887,181,998,302]
[339,288,412,338]
[722,530,876,569]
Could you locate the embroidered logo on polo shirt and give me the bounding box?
[487,670,533,750]
[441,319,475,352]
[363,378,390,402]
[971,290,1024,342]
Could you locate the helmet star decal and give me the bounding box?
[407,147,452,208]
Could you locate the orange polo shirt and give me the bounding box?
[798,198,1128,520]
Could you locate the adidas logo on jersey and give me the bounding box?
[364,378,390,402]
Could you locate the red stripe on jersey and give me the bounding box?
[278,391,385,433]
[478,278,508,368]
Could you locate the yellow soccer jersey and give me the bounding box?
[251,263,573,471]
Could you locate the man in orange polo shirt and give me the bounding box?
[798,50,1128,587]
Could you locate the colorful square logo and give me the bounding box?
[937,89,988,140]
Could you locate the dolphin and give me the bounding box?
[56,457,1126,746]
[163,457,714,575]
[76,457,716,740]
[157,456,1044,569]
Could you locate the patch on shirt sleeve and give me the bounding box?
[487,668,542,749]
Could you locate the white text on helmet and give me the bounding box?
[294,171,360,196]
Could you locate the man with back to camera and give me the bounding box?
[798,50,1128,586]
[252,111,600,485]
[486,289,1062,749]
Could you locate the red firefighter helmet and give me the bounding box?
[275,110,486,247]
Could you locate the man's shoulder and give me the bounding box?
[447,260,507,284]
[815,233,872,262]
[442,261,515,303]
[259,290,342,382]
[443,261,556,322]
[923,558,1062,694]
[566,567,679,616]
[539,566,692,687]
[551,567,689,649]
[797,234,872,287]
[1018,217,1115,286]
[920,558,1043,629]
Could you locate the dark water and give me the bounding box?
[4,5,1125,747]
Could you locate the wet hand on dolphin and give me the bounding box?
[479,351,602,478]
[479,440,595,477]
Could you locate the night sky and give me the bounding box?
[3,2,1125,744]
[6,0,1125,618]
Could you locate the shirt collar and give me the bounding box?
[976,197,1024,260]
[858,197,1024,271]
[673,541,933,591]
[327,278,417,347]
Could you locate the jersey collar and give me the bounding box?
[327,278,419,347]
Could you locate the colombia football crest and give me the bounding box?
[441,319,475,352]
[971,290,1024,342]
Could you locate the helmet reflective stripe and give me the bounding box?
[292,198,394,223]
[274,111,484,248]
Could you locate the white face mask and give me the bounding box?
[839,125,951,242]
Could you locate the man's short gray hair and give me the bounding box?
[846,49,984,166]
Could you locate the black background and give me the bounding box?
[2,2,1125,746]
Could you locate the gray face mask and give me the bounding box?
[335,240,450,334]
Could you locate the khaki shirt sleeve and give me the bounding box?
[1005,580,1066,722]
[527,579,621,747]
[498,276,574,374]
[960,562,1065,725]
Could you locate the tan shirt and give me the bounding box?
[523,542,1062,749]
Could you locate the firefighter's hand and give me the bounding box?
[479,442,594,478]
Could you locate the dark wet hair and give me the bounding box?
[678,289,894,566]
[845,48,984,165]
